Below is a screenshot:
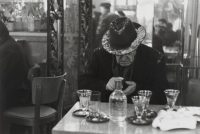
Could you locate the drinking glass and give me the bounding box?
[138,90,152,110]
[164,89,180,109]
[77,89,92,112]
[89,91,101,117]
[132,96,146,122]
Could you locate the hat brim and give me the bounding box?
[102,25,146,55]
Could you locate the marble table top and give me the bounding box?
[52,102,200,134]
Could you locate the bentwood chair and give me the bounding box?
[3,73,66,134]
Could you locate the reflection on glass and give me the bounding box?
[137,0,154,45]
[0,0,47,32]
[153,0,184,63]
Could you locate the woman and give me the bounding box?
[80,17,168,104]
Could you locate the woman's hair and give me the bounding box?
[0,20,9,42]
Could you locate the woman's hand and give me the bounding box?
[106,77,124,91]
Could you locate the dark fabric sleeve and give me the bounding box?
[79,50,106,90]
[0,43,30,108]
[150,55,168,105]
[79,50,112,102]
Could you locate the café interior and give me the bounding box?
[0,0,200,134]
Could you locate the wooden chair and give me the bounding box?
[3,73,66,134]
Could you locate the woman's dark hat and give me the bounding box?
[102,17,146,55]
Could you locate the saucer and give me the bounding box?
[86,114,109,123]
[127,110,157,125]
[72,109,89,117]
[145,109,157,119]
[126,116,152,125]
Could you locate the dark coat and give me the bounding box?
[79,44,168,104]
[0,37,30,108]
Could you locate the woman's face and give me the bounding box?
[115,51,136,67]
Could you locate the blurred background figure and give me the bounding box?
[96,2,119,47]
[153,24,164,53]
[91,5,101,50]
[157,18,168,41]
[99,2,111,17]
[164,22,178,46]
[152,18,168,53]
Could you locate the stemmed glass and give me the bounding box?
[132,96,146,122]
[77,89,92,114]
[89,91,101,118]
[138,90,152,111]
[164,89,180,110]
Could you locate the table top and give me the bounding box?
[52,102,200,134]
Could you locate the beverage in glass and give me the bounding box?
[89,91,101,117]
[77,89,92,111]
[132,96,146,122]
[164,89,180,109]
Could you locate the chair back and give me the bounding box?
[16,40,33,67]
[185,79,200,106]
[166,63,182,89]
[32,73,66,104]
[181,67,200,106]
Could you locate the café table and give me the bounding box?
[52,102,200,134]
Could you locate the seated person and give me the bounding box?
[79,17,168,104]
[0,20,31,109]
